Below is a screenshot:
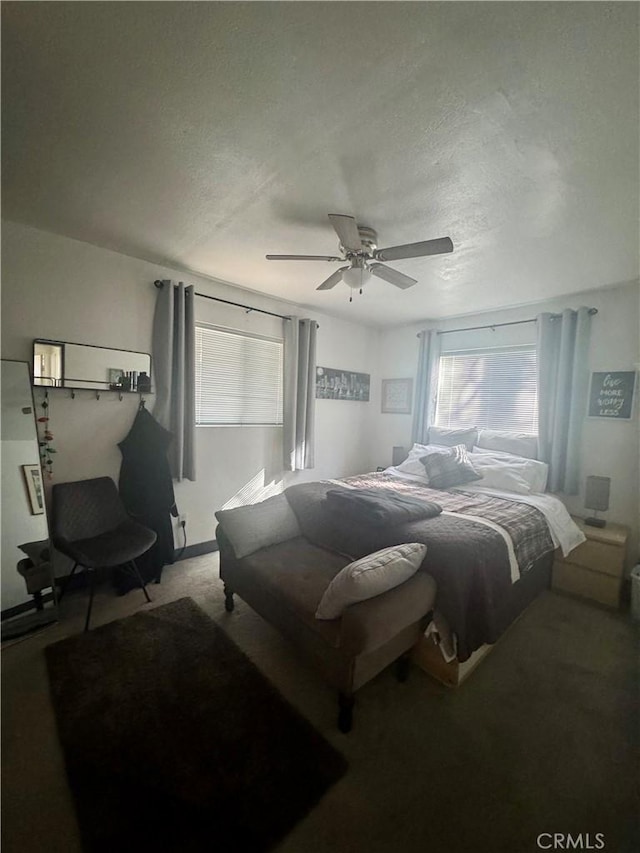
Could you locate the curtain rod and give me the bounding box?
[430,308,598,337]
[154,280,291,321]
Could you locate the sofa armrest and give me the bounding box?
[339,571,437,656]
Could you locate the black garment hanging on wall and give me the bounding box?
[115,406,178,592]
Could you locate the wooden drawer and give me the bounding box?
[552,561,621,607]
[556,537,624,578]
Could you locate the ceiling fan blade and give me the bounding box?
[328,214,362,252]
[374,236,453,262]
[317,266,348,291]
[369,263,417,289]
[266,254,343,261]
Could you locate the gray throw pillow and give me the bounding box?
[215,493,301,559]
[421,445,481,490]
[427,426,478,451]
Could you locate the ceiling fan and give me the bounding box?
[266,214,453,299]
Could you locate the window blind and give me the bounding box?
[195,324,284,425]
[434,346,538,433]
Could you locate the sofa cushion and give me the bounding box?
[340,571,437,655]
[237,537,351,647]
[222,534,438,658]
[315,543,428,620]
[215,493,301,559]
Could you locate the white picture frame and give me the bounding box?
[381,378,413,414]
[22,463,45,515]
[587,370,637,420]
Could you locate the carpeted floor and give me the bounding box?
[2,552,639,853]
[45,597,347,853]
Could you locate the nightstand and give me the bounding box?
[552,518,628,608]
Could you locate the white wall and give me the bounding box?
[1,220,379,550]
[372,281,640,567]
[5,220,635,569]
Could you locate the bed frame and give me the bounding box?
[411,548,556,687]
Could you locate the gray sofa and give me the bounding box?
[215,492,437,732]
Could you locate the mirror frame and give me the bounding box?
[1,358,57,639]
[32,338,152,392]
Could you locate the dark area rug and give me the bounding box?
[45,598,347,853]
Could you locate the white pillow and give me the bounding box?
[472,447,549,492]
[476,429,538,460]
[315,543,428,620]
[215,493,301,559]
[428,426,478,451]
[467,454,532,494]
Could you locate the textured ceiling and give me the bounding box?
[2,2,639,327]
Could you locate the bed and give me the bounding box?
[284,437,585,685]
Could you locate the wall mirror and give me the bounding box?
[33,339,151,392]
[1,359,57,639]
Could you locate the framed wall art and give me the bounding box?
[316,367,370,401]
[22,463,45,515]
[381,378,413,414]
[587,371,636,420]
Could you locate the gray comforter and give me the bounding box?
[284,474,555,660]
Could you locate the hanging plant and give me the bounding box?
[37,391,56,479]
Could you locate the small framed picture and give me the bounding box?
[381,378,413,414]
[22,464,45,515]
[587,370,637,420]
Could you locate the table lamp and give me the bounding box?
[584,475,610,528]
[392,446,407,466]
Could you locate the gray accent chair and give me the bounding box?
[52,477,156,631]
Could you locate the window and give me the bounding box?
[195,324,283,425]
[434,345,538,433]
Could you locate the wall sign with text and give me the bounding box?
[587,371,636,419]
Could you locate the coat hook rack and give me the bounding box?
[71,389,76,399]
[95,390,101,400]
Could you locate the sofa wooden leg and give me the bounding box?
[223,585,235,613]
[395,652,411,683]
[337,692,354,734]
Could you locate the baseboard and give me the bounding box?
[1,592,55,622]
[3,544,220,616]
[174,540,218,562]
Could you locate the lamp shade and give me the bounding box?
[392,446,407,466]
[585,475,610,512]
[342,266,372,290]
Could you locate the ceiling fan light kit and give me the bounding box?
[266,214,453,300]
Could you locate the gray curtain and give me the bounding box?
[537,307,592,494]
[152,280,196,481]
[283,317,317,471]
[411,329,441,445]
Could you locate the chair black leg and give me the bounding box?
[224,584,235,613]
[129,561,152,603]
[337,692,354,734]
[84,569,96,632]
[395,652,411,683]
[58,562,79,602]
